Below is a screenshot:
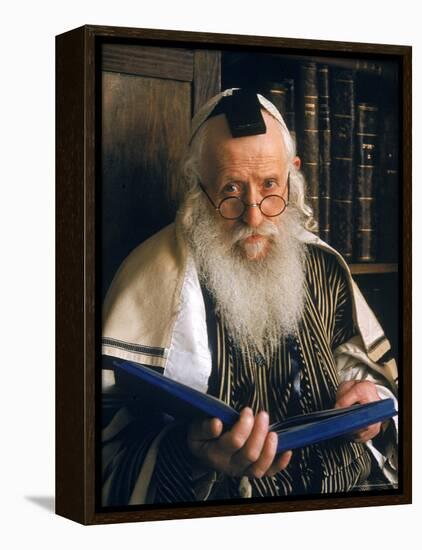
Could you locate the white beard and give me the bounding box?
[179,195,307,351]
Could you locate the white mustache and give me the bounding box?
[229,219,279,245]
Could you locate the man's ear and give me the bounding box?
[293,156,301,170]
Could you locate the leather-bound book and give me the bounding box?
[355,103,378,262]
[266,81,287,112]
[330,68,356,261]
[282,78,297,145]
[318,65,331,244]
[299,63,320,229]
[377,109,399,262]
[266,79,296,143]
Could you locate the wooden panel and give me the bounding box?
[84,28,98,524]
[401,44,412,500]
[193,50,221,113]
[101,72,191,296]
[91,25,411,57]
[55,26,86,524]
[91,491,408,524]
[102,44,194,81]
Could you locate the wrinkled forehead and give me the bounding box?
[201,111,287,165]
[190,88,288,143]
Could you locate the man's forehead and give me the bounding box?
[203,111,286,160]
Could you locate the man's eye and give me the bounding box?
[264,180,277,190]
[223,183,239,194]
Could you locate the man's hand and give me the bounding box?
[335,380,381,443]
[187,407,292,479]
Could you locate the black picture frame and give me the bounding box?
[56,24,412,525]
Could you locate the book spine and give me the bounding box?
[355,103,378,262]
[266,81,287,120]
[330,68,356,261]
[267,79,296,142]
[299,63,320,229]
[282,78,297,146]
[376,109,399,262]
[318,65,331,244]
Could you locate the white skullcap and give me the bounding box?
[189,88,290,143]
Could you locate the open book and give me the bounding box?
[104,357,397,453]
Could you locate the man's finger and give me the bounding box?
[266,450,293,476]
[246,430,278,478]
[189,417,223,442]
[335,380,380,409]
[217,407,254,454]
[233,411,270,470]
[335,380,357,401]
[352,422,381,443]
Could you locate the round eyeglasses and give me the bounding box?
[199,174,290,221]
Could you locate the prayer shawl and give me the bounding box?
[102,222,398,504]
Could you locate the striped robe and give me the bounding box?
[102,245,389,505]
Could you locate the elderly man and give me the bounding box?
[102,89,398,505]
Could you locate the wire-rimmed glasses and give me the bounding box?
[199,174,290,221]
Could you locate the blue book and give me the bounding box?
[106,357,397,453]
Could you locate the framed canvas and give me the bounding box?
[56,25,412,525]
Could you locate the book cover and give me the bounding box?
[105,357,397,454]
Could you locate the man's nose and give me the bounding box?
[242,194,264,227]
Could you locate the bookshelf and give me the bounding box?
[221,50,400,272]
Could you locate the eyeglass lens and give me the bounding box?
[219,195,286,220]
